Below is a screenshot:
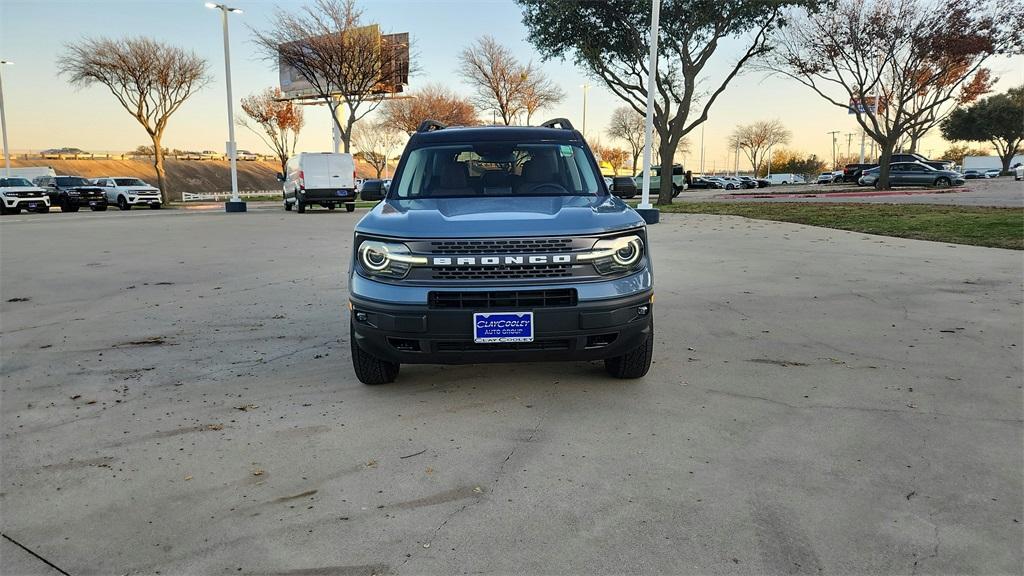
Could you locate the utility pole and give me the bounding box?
[845,132,855,158]
[635,0,660,224]
[699,123,705,174]
[0,61,12,177]
[826,130,839,170]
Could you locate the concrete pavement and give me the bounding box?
[2,208,1021,575]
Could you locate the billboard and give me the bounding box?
[848,96,881,115]
[279,26,409,100]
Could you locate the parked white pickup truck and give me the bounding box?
[91,177,162,210]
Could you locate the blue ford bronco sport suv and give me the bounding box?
[349,118,653,384]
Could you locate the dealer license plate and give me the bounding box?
[336,190,349,196]
[473,312,534,343]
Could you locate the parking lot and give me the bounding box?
[2,208,1022,574]
[681,176,1024,207]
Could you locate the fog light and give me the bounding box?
[355,312,368,322]
[637,305,649,316]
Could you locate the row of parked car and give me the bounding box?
[0,171,162,214]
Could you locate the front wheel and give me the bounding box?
[35,205,49,213]
[345,203,356,213]
[1,206,19,215]
[149,203,161,210]
[935,177,951,188]
[284,198,292,211]
[671,185,681,198]
[296,198,306,213]
[118,196,131,210]
[350,323,399,385]
[604,322,654,379]
[91,204,108,211]
[328,204,336,211]
[62,200,79,212]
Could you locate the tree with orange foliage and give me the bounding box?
[239,87,305,175]
[379,84,479,134]
[602,148,630,175]
[767,0,1022,189]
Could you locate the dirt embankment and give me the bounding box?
[10,158,383,202]
[10,158,281,201]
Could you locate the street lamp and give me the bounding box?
[0,60,13,177]
[206,2,246,213]
[580,83,591,138]
[635,0,661,225]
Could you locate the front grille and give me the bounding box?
[429,238,573,254]
[436,339,571,352]
[429,289,577,309]
[431,265,572,281]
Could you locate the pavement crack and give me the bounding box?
[911,524,941,575]
[2,533,72,575]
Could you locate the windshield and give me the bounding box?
[391,142,602,199]
[55,177,90,186]
[0,178,33,187]
[115,178,146,186]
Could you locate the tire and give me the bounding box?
[296,198,306,213]
[150,203,161,210]
[118,196,131,210]
[671,185,681,198]
[36,205,49,214]
[346,203,356,213]
[284,198,292,211]
[935,177,951,188]
[604,321,654,379]
[1,206,19,215]
[328,204,336,211]
[62,200,79,212]
[91,204,108,211]
[350,323,399,385]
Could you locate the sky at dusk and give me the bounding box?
[2,0,1022,171]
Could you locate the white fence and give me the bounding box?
[181,190,279,202]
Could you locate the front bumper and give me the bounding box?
[67,196,107,207]
[3,196,50,208]
[126,195,161,205]
[350,290,653,364]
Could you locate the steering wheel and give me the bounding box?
[525,182,570,194]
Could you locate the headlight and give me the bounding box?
[581,234,645,275]
[357,239,426,279]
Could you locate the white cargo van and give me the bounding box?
[279,152,357,213]
[768,173,806,185]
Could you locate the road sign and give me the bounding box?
[848,96,879,115]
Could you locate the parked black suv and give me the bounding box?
[35,176,108,212]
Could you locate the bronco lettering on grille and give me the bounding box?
[431,254,574,266]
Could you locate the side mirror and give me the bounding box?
[276,172,285,182]
[360,182,385,201]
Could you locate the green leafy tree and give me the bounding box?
[516,0,821,205]
[941,86,1024,175]
[939,144,990,165]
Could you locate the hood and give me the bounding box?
[356,195,645,238]
[0,186,46,195]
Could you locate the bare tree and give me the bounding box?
[457,36,531,125]
[766,0,1022,188]
[606,106,645,175]
[520,71,565,125]
[59,37,209,203]
[252,0,410,153]
[352,123,404,178]
[901,69,993,153]
[728,120,791,175]
[379,83,479,133]
[239,87,304,175]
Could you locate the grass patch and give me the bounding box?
[653,202,1024,249]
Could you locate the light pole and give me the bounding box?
[580,83,591,138]
[0,60,12,177]
[636,0,661,224]
[826,130,839,170]
[206,2,245,213]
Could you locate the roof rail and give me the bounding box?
[417,119,447,133]
[540,118,575,130]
